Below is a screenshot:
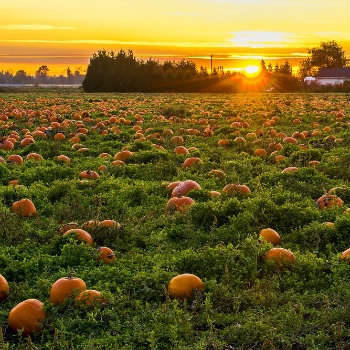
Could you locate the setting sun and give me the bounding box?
[244,65,260,76]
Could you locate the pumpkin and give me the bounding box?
[174,146,189,155]
[82,220,100,229]
[99,220,120,229]
[183,157,202,168]
[167,181,183,194]
[26,153,43,161]
[316,194,343,210]
[209,191,221,196]
[208,169,226,178]
[281,167,298,174]
[63,229,94,246]
[265,248,295,269]
[97,247,116,264]
[7,155,23,165]
[171,180,201,197]
[259,228,281,245]
[222,184,251,196]
[79,170,100,179]
[170,136,184,145]
[0,274,9,301]
[8,180,19,187]
[254,148,267,156]
[59,222,79,234]
[20,138,35,147]
[340,248,350,260]
[76,290,105,306]
[50,272,86,305]
[8,299,46,336]
[12,199,36,217]
[166,197,194,213]
[54,133,65,141]
[218,139,229,146]
[114,151,133,162]
[283,137,297,144]
[0,139,14,150]
[57,155,71,163]
[168,274,204,300]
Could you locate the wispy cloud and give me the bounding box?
[0,24,75,30]
[228,31,297,48]
[171,12,199,16]
[1,39,227,47]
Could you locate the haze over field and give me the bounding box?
[0,0,349,75]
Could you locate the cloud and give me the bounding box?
[228,31,297,48]
[0,24,75,30]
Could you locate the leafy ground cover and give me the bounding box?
[0,92,350,350]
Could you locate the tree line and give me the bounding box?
[82,41,348,93]
[82,49,302,93]
[0,66,84,85]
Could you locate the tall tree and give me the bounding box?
[299,41,347,78]
[35,65,49,83]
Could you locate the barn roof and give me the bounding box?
[315,67,350,78]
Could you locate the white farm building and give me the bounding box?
[305,67,350,85]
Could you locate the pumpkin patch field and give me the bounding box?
[1,92,350,350]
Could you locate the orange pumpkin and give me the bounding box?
[63,229,94,246]
[171,180,201,197]
[183,157,202,168]
[340,248,350,261]
[57,155,71,163]
[54,133,65,141]
[114,151,133,162]
[50,272,86,305]
[0,139,14,150]
[174,146,189,155]
[59,222,79,234]
[8,180,19,187]
[97,247,116,264]
[8,299,46,336]
[316,194,343,210]
[82,220,100,229]
[76,290,105,307]
[99,220,120,229]
[7,155,23,165]
[254,148,267,156]
[265,248,295,269]
[26,153,43,161]
[167,181,183,194]
[222,184,251,196]
[281,167,298,174]
[166,197,194,213]
[79,170,100,179]
[208,169,226,178]
[12,199,36,217]
[259,228,281,245]
[170,136,184,145]
[283,137,297,144]
[0,274,9,301]
[168,274,204,300]
[218,139,229,146]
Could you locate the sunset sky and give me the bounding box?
[0,0,349,75]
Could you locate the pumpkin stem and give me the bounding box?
[68,268,74,279]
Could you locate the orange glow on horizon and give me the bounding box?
[0,0,349,75]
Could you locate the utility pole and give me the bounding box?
[210,54,213,74]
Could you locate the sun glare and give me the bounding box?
[244,65,260,76]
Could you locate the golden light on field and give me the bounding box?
[244,65,260,76]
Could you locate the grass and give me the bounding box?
[0,92,350,350]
